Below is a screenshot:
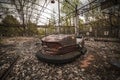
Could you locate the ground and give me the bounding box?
[0,37,120,80]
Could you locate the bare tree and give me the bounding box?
[10,0,37,30]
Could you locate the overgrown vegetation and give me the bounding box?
[61,0,82,26]
[0,15,38,37]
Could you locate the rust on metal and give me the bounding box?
[41,34,79,55]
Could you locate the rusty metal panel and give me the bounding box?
[42,34,76,46]
[41,34,78,55]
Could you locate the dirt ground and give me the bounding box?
[0,37,120,80]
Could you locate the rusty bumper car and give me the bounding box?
[36,34,87,64]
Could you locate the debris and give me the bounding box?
[0,37,120,80]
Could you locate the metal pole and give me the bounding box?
[58,0,60,34]
[45,27,46,36]
[75,5,79,36]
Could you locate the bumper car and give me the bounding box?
[36,34,87,64]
